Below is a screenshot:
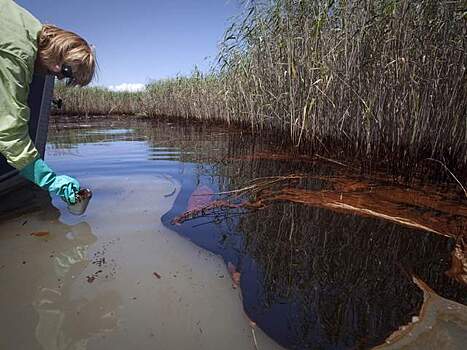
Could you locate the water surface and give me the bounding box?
[0,117,282,350]
[0,116,465,349]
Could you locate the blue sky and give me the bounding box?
[17,0,241,90]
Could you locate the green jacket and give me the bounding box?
[0,0,42,170]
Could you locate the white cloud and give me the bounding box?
[108,83,146,92]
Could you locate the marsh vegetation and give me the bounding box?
[55,0,466,183]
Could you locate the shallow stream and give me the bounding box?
[0,117,465,350]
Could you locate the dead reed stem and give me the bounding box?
[426,158,467,198]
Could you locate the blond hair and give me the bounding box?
[38,24,96,86]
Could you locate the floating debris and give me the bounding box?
[172,200,245,225]
[446,237,467,286]
[30,231,49,237]
[92,256,106,267]
[227,262,241,289]
[251,328,258,350]
[86,270,103,283]
[187,185,214,211]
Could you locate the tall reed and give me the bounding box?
[54,0,467,181]
[54,84,144,116]
[216,0,466,177]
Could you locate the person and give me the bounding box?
[0,0,95,205]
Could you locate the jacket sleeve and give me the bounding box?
[0,50,39,170]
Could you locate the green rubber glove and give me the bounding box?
[19,158,80,205]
